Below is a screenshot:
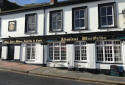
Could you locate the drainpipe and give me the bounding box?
[43,7,46,66]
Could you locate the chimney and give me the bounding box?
[50,0,57,5]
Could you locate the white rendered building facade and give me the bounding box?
[0,0,125,70]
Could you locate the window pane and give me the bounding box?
[75,19,80,27]
[75,46,80,60]
[101,7,106,16]
[74,10,79,19]
[107,16,113,25]
[31,47,35,59]
[101,17,107,25]
[81,46,87,60]
[57,21,62,30]
[49,47,53,60]
[96,46,103,61]
[80,19,84,27]
[57,12,62,20]
[61,47,66,60]
[80,10,84,18]
[107,6,112,15]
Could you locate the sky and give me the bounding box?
[9,0,65,5]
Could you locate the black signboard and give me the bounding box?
[3,31,125,45]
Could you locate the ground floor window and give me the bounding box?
[74,41,87,61]
[26,44,36,60]
[49,42,66,61]
[96,40,122,63]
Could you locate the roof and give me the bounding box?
[0,0,103,15]
[1,0,22,11]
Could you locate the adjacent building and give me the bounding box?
[0,0,125,70]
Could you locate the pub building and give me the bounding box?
[0,0,125,71]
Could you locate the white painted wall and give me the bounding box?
[45,0,125,36]
[67,44,74,68]
[1,10,44,38]
[25,43,43,64]
[1,46,7,59]
[20,44,26,62]
[87,44,96,69]
[14,46,20,60]
[122,41,125,70]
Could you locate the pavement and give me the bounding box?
[0,60,125,85]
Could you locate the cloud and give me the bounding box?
[9,0,50,5]
[9,0,66,5]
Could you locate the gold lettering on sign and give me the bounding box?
[3,41,10,44]
[82,36,107,41]
[16,40,23,43]
[61,37,78,42]
[36,39,43,43]
[10,40,15,44]
[24,40,32,43]
[82,37,88,40]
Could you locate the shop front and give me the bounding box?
[2,31,125,70]
[45,31,125,70]
[2,37,44,64]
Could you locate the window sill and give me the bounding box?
[74,61,87,63]
[72,28,88,31]
[49,30,64,33]
[25,59,35,62]
[48,60,67,62]
[8,30,16,32]
[96,62,123,64]
[98,26,118,29]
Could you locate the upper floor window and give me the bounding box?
[99,2,117,28]
[50,10,63,32]
[72,7,87,30]
[25,13,37,34]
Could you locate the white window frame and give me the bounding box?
[73,8,86,30]
[74,41,87,62]
[25,13,37,33]
[50,10,63,32]
[26,44,36,61]
[100,5,114,27]
[48,42,66,61]
[96,40,122,63]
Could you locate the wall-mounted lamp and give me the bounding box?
[8,36,11,38]
[122,9,125,17]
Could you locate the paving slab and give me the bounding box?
[0,60,125,84]
[29,67,125,84]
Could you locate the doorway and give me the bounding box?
[7,45,14,60]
